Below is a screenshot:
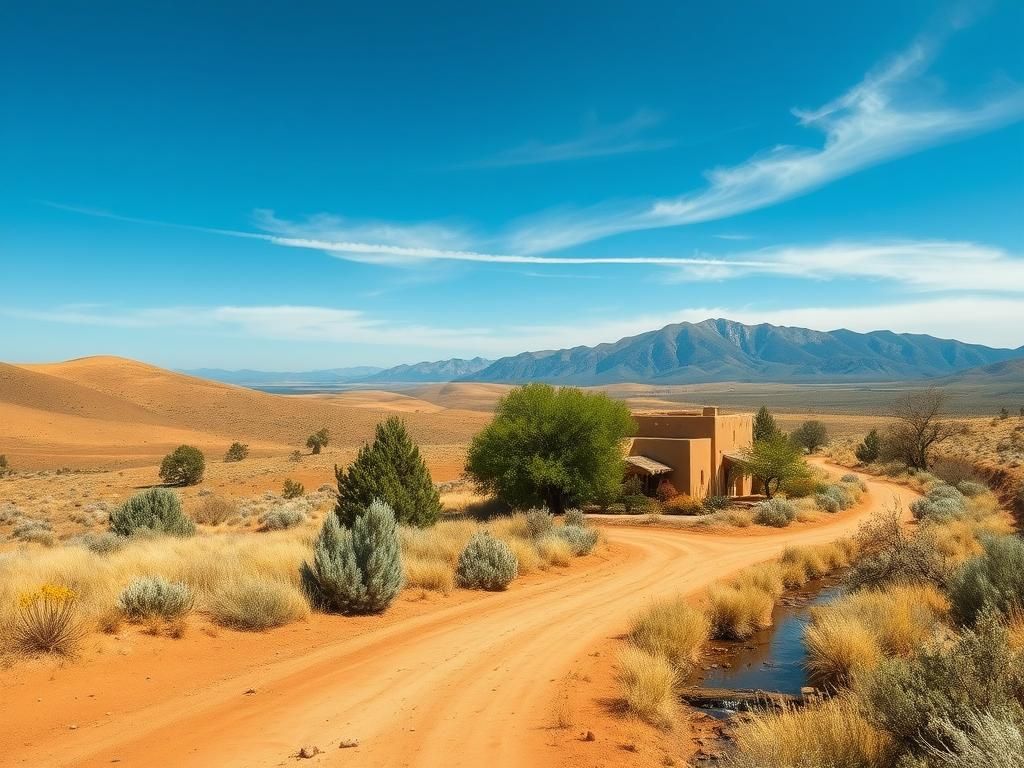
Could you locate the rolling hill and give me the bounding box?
[365,357,494,383]
[465,319,1024,385]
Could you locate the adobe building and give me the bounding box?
[625,407,753,499]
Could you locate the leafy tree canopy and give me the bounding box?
[465,383,635,514]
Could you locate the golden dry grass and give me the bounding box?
[728,562,786,600]
[536,534,573,566]
[616,645,679,728]
[404,555,457,594]
[704,582,775,641]
[727,695,893,768]
[627,596,710,671]
[207,576,310,631]
[805,584,948,687]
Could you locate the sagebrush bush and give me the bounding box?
[815,493,841,513]
[301,499,404,614]
[858,611,1024,759]
[956,480,989,498]
[524,508,553,538]
[209,576,309,630]
[628,596,709,671]
[118,576,193,620]
[260,505,305,531]
[110,488,196,538]
[71,531,123,555]
[922,709,1024,768]
[563,508,585,527]
[948,534,1024,626]
[555,524,599,555]
[753,498,796,527]
[456,531,518,590]
[158,444,205,486]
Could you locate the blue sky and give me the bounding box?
[2,1,1023,368]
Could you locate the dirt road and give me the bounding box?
[3,465,918,767]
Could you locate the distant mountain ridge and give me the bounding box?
[365,357,493,383]
[462,319,1024,385]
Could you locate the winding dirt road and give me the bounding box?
[3,465,919,767]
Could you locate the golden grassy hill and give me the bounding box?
[2,356,490,470]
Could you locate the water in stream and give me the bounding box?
[699,582,843,698]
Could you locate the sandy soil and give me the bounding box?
[0,463,920,768]
[1,357,489,470]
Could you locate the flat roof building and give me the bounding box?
[626,407,752,499]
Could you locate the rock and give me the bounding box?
[298,745,321,759]
[339,738,359,749]
[582,731,596,742]
[69,724,78,730]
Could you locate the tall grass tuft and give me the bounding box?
[628,596,709,671]
[209,576,309,630]
[8,584,85,656]
[705,582,774,640]
[616,645,679,728]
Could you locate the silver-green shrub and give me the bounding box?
[563,508,586,527]
[956,480,989,498]
[456,531,518,590]
[815,493,841,513]
[71,531,123,554]
[524,508,554,538]
[260,504,305,531]
[118,576,193,620]
[949,534,1024,626]
[110,488,195,537]
[923,710,1024,768]
[556,524,599,555]
[301,499,403,615]
[753,498,796,527]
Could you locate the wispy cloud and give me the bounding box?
[467,110,674,168]
[503,37,1024,253]
[671,240,1024,293]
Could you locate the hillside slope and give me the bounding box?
[2,357,489,469]
[467,319,1023,384]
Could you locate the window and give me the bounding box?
[700,470,705,486]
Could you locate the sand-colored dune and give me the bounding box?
[1,356,490,470]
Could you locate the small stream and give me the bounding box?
[692,580,843,716]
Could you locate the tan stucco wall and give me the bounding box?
[630,409,753,497]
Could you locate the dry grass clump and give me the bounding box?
[726,695,893,768]
[399,519,477,567]
[192,496,237,526]
[403,554,456,594]
[628,596,710,670]
[536,534,574,566]
[615,645,679,728]
[208,576,309,630]
[729,562,786,600]
[704,582,775,640]
[805,584,948,687]
[694,508,755,529]
[506,537,543,574]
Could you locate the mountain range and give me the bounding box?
[189,319,1024,388]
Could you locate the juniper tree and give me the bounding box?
[335,417,441,527]
[753,405,782,443]
[855,428,881,463]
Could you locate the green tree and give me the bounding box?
[223,442,249,462]
[855,428,882,463]
[753,405,782,443]
[306,428,330,455]
[790,420,828,453]
[281,478,305,499]
[736,433,809,500]
[465,384,635,515]
[335,417,441,527]
[301,499,403,615]
[158,445,205,486]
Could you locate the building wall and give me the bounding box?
[630,408,753,497]
[628,437,711,498]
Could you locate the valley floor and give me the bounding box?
[0,463,920,768]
